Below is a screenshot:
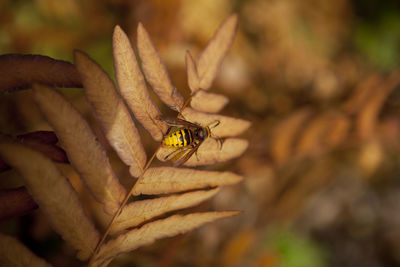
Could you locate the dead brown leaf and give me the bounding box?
[0,54,82,92]
[157,138,249,167]
[270,108,311,165]
[181,107,251,137]
[196,14,238,91]
[113,26,168,141]
[0,131,68,172]
[294,111,343,157]
[110,188,219,234]
[190,90,229,113]
[75,51,146,177]
[133,167,242,195]
[0,142,100,260]
[92,212,240,266]
[185,50,200,92]
[0,233,52,267]
[137,23,184,111]
[357,70,400,139]
[0,187,37,220]
[33,84,126,214]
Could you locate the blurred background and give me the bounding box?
[2,0,400,266]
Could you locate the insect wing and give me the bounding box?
[164,117,200,129]
[172,144,199,167]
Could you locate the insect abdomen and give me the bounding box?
[163,129,192,147]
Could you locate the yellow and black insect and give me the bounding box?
[162,118,220,167]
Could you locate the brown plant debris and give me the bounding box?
[190,90,229,113]
[110,188,219,234]
[137,23,184,111]
[0,142,100,260]
[75,51,146,177]
[0,131,68,172]
[185,50,200,92]
[113,25,168,141]
[270,108,312,165]
[33,84,126,214]
[181,107,251,137]
[195,14,238,91]
[92,212,240,266]
[133,167,242,195]
[158,137,249,167]
[0,54,82,92]
[0,232,52,267]
[0,187,38,220]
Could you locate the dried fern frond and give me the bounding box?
[356,70,400,139]
[0,142,100,260]
[0,54,82,92]
[74,51,147,177]
[133,167,242,195]
[185,50,200,92]
[157,138,249,167]
[137,23,184,111]
[181,107,251,137]
[190,90,229,113]
[33,84,126,214]
[270,108,311,165]
[1,13,246,266]
[92,212,240,266]
[0,233,52,267]
[110,188,220,234]
[195,14,238,91]
[113,25,168,141]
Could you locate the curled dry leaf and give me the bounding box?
[75,51,146,177]
[93,211,240,266]
[0,142,100,260]
[137,23,184,111]
[325,113,350,147]
[110,188,219,234]
[270,108,311,165]
[17,132,68,164]
[0,54,82,92]
[185,50,200,92]
[18,131,58,144]
[357,70,400,139]
[181,108,251,137]
[33,84,126,214]
[113,26,168,141]
[0,187,38,220]
[196,14,238,91]
[190,90,229,113]
[0,232,52,267]
[0,131,68,172]
[342,74,382,115]
[294,111,338,157]
[133,167,242,195]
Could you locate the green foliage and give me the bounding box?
[354,12,400,70]
[263,227,327,267]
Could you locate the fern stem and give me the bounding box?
[88,145,162,266]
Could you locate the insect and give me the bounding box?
[162,118,221,167]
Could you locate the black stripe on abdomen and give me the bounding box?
[183,129,192,146]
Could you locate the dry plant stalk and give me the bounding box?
[0,14,248,266]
